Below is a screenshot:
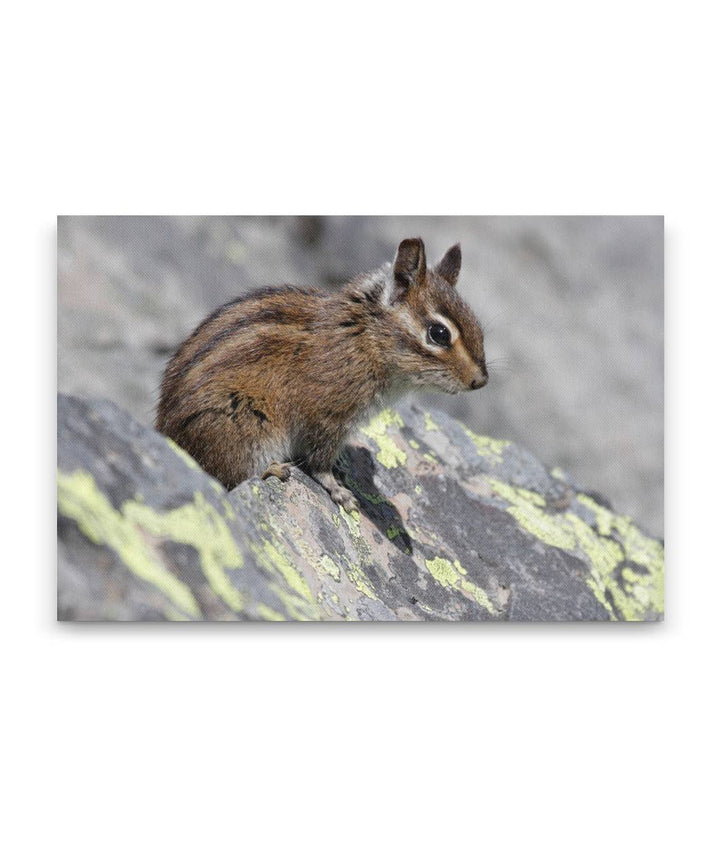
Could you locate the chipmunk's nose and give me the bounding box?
[470,368,488,389]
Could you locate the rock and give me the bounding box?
[57,394,664,621]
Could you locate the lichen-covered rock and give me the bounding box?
[57,394,664,621]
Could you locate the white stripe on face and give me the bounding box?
[394,305,423,338]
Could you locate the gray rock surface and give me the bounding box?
[57,216,664,536]
[57,394,664,621]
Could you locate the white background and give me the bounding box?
[3,1,717,853]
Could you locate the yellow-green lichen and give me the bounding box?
[246,526,328,620]
[267,582,321,621]
[577,493,614,535]
[58,469,207,618]
[339,504,361,537]
[577,494,664,619]
[251,538,314,604]
[298,521,376,601]
[164,605,196,621]
[463,427,511,465]
[295,538,334,583]
[409,439,420,450]
[165,437,201,471]
[60,468,247,614]
[488,479,541,506]
[343,474,386,506]
[487,479,664,620]
[128,493,245,613]
[424,412,440,432]
[318,554,342,582]
[387,524,403,541]
[490,479,576,551]
[336,500,372,566]
[256,603,286,621]
[344,560,377,600]
[360,409,407,469]
[425,557,497,615]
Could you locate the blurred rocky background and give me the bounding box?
[57,216,663,537]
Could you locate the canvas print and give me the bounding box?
[57,216,664,621]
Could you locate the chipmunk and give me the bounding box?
[156,237,488,512]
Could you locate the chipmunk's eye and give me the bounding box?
[427,322,451,347]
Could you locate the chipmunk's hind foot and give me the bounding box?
[261,462,292,481]
[334,488,360,515]
[313,470,360,514]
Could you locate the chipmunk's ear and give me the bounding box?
[393,238,427,294]
[434,243,461,287]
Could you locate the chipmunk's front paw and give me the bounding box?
[261,462,292,482]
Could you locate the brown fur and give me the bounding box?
[156,238,488,510]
